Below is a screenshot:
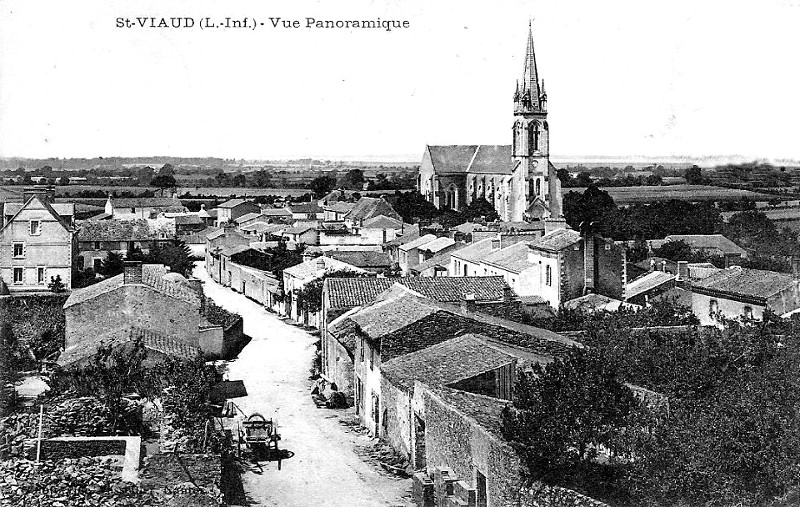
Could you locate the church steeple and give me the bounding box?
[516,22,544,112]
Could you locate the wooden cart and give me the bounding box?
[237,413,281,464]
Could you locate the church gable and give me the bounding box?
[426,145,513,176]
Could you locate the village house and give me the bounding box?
[323,251,392,274]
[330,284,577,461]
[691,264,800,325]
[383,224,421,265]
[525,228,625,308]
[60,262,228,365]
[450,235,531,278]
[0,192,77,291]
[321,276,520,400]
[173,214,206,236]
[215,198,260,227]
[323,201,356,221]
[282,256,370,327]
[238,222,286,241]
[258,206,294,222]
[398,234,438,274]
[205,229,252,286]
[233,212,268,228]
[287,202,324,220]
[650,234,748,262]
[279,223,319,245]
[354,215,407,244]
[181,225,220,259]
[102,194,187,220]
[480,241,538,296]
[76,219,174,272]
[343,197,402,228]
[416,237,457,265]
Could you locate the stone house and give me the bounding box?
[77,219,174,272]
[103,195,187,220]
[287,202,324,220]
[691,264,800,325]
[282,256,369,327]
[233,212,267,228]
[174,214,206,236]
[279,224,318,245]
[323,251,392,274]
[398,234,437,274]
[355,215,407,245]
[650,234,748,261]
[61,262,222,364]
[526,228,625,308]
[450,235,532,278]
[321,275,518,397]
[343,197,402,228]
[416,237,457,265]
[0,193,77,291]
[323,201,356,221]
[331,284,577,444]
[215,199,260,227]
[258,206,294,223]
[382,224,421,265]
[205,229,252,286]
[480,241,538,296]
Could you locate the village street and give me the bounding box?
[194,262,413,506]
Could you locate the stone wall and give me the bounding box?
[0,293,68,363]
[596,240,625,300]
[381,376,412,460]
[32,438,127,460]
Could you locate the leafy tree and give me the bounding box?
[214,171,231,187]
[684,165,703,184]
[626,239,650,263]
[48,275,66,293]
[340,168,365,189]
[563,185,616,232]
[462,198,499,222]
[296,268,368,314]
[150,174,177,190]
[574,171,593,187]
[148,241,194,277]
[158,163,175,176]
[232,173,246,187]
[309,175,337,197]
[393,191,439,223]
[556,168,574,186]
[99,251,125,277]
[253,169,273,188]
[502,347,640,495]
[652,240,693,261]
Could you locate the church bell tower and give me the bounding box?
[513,23,562,220]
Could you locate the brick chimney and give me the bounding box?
[461,293,476,313]
[23,185,55,204]
[583,232,595,294]
[677,261,689,281]
[491,236,501,251]
[123,261,143,285]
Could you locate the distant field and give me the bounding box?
[44,185,312,197]
[568,185,779,204]
[721,207,800,221]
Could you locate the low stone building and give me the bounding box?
[77,219,174,272]
[215,199,260,227]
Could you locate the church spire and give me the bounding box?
[521,21,541,110]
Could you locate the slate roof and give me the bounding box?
[398,234,437,252]
[426,145,514,175]
[344,197,401,223]
[450,238,495,263]
[625,271,676,300]
[283,255,367,280]
[382,334,515,391]
[324,275,511,309]
[693,266,796,301]
[482,242,534,274]
[361,215,404,229]
[529,228,581,252]
[427,386,509,438]
[78,219,162,242]
[1,197,74,233]
[64,264,201,309]
[324,251,392,269]
[57,326,199,367]
[418,237,455,254]
[217,198,251,209]
[3,202,75,218]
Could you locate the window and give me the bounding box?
[743,306,753,319]
[13,267,23,284]
[37,267,45,285]
[93,241,100,250]
[77,256,84,270]
[29,220,41,235]
[535,178,541,196]
[360,338,365,363]
[93,258,102,271]
[13,243,24,258]
[529,122,540,152]
[545,264,552,286]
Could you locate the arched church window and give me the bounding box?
[528,122,540,153]
[535,178,541,196]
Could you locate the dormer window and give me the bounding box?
[29,220,41,235]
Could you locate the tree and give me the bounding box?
[48,275,66,293]
[150,174,177,190]
[100,251,125,277]
[574,171,593,187]
[214,172,231,187]
[340,169,365,189]
[309,175,337,197]
[296,268,368,314]
[684,165,703,185]
[562,185,616,233]
[393,191,439,223]
[232,174,246,187]
[253,169,273,188]
[158,163,175,177]
[556,168,574,187]
[462,198,500,222]
[652,240,693,261]
[148,241,194,277]
[501,347,640,495]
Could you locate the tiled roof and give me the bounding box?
[175,215,204,226]
[426,385,508,438]
[217,198,251,209]
[78,219,162,242]
[398,234,438,252]
[529,228,581,252]
[624,271,676,300]
[382,334,515,391]
[207,230,251,254]
[57,326,199,366]
[1,197,73,233]
[234,212,264,224]
[693,266,796,301]
[347,285,440,339]
[283,255,367,280]
[288,202,322,214]
[324,251,391,269]
[450,238,495,263]
[181,226,220,244]
[564,293,626,312]
[324,275,511,309]
[344,197,401,223]
[662,234,748,257]
[206,228,226,241]
[518,295,548,304]
[361,215,404,229]
[3,202,75,218]
[110,197,184,209]
[482,242,534,274]
[64,264,200,308]
[325,201,356,213]
[427,145,513,175]
[411,251,455,274]
[418,237,455,254]
[384,225,420,247]
[260,206,293,216]
[239,222,285,234]
[282,224,317,234]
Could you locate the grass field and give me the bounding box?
[569,185,780,204]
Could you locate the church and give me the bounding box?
[417,25,562,223]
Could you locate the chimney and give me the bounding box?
[724,253,740,269]
[123,261,143,285]
[316,257,326,272]
[503,286,513,302]
[792,256,800,280]
[649,258,656,272]
[461,293,477,313]
[544,218,567,235]
[661,260,667,272]
[677,261,689,281]
[23,185,55,204]
[583,232,595,294]
[491,236,501,251]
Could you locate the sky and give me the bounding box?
[1,0,799,162]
